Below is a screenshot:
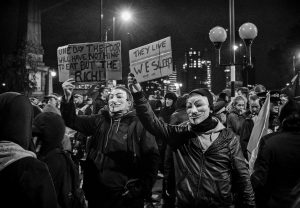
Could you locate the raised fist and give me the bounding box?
[62,78,75,102]
[128,73,142,93]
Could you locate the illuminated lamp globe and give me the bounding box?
[120,10,132,22]
[209,26,227,49]
[51,71,57,77]
[239,23,258,40]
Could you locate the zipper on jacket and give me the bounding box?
[196,139,205,199]
[104,118,113,150]
[100,118,113,172]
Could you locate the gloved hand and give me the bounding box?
[62,78,75,102]
[128,73,142,93]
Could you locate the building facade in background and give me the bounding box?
[180,49,211,93]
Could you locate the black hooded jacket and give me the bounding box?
[60,96,160,206]
[0,92,58,208]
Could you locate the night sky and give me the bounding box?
[3,0,300,93]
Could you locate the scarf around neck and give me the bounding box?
[191,114,218,133]
[0,141,36,172]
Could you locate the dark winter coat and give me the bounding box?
[0,92,58,208]
[33,112,74,208]
[60,96,160,208]
[133,92,255,208]
[239,117,255,160]
[227,109,246,136]
[0,156,59,208]
[251,131,300,208]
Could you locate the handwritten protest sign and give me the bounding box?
[129,37,173,82]
[57,41,122,82]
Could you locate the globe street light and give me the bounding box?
[209,0,258,96]
[209,26,227,65]
[209,22,258,94]
[239,22,258,67]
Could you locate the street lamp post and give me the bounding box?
[239,23,258,67]
[209,0,257,97]
[209,20,257,97]
[100,0,103,41]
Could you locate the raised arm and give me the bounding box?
[128,75,194,147]
[60,78,99,136]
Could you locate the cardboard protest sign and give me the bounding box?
[129,37,173,82]
[57,41,122,82]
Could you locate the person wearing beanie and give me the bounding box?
[33,112,74,208]
[128,74,254,208]
[60,79,160,208]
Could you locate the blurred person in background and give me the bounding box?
[93,87,109,114]
[29,97,43,118]
[239,95,261,160]
[157,92,177,176]
[159,92,177,124]
[43,94,61,115]
[73,94,85,115]
[254,84,266,94]
[214,92,230,126]
[237,87,250,107]
[227,95,246,136]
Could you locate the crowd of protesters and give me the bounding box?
[0,75,300,208]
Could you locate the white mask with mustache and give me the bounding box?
[108,89,131,115]
[186,95,210,125]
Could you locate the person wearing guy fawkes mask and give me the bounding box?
[60,78,160,208]
[128,74,255,208]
